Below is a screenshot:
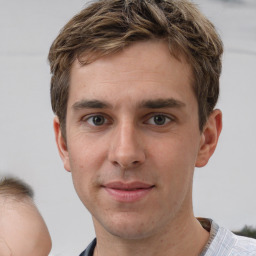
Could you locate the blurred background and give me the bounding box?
[0,0,255,255]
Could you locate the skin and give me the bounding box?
[0,197,52,256]
[54,40,222,256]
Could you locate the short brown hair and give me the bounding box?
[48,0,223,137]
[0,177,34,201]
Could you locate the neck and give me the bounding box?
[93,215,209,256]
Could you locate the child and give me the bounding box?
[0,177,52,256]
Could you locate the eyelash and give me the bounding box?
[82,114,112,127]
[81,113,174,127]
[145,114,173,126]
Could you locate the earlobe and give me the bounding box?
[53,116,71,172]
[195,109,222,167]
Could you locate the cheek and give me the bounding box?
[150,135,198,166]
[148,134,199,186]
[68,138,105,205]
[68,133,107,172]
[148,137,196,212]
[71,166,99,213]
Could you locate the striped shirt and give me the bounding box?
[199,219,256,256]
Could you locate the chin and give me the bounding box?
[108,227,152,240]
[101,213,156,240]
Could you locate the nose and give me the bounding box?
[108,121,146,169]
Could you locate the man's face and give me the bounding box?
[55,40,219,239]
[0,199,52,256]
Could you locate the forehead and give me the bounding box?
[69,40,194,106]
[0,198,41,231]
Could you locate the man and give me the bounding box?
[0,177,52,256]
[48,0,256,255]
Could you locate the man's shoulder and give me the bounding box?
[199,219,256,256]
[230,232,256,255]
[213,225,256,256]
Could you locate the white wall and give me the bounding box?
[193,0,256,230]
[0,0,255,255]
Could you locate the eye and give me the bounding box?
[146,114,172,126]
[87,115,107,126]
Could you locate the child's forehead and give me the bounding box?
[0,198,46,239]
[0,196,39,221]
[0,195,33,208]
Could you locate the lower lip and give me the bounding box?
[104,187,153,202]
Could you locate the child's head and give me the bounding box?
[0,177,52,256]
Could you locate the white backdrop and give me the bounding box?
[0,0,255,255]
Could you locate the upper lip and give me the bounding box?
[103,181,154,190]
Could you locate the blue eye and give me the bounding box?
[147,115,172,126]
[87,115,106,126]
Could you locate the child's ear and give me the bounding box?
[196,109,222,167]
[53,116,71,172]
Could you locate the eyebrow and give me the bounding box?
[139,98,186,109]
[72,98,185,111]
[72,100,111,110]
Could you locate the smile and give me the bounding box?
[103,182,155,203]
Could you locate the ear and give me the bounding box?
[53,116,71,172]
[195,109,222,167]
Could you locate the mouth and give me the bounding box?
[102,181,155,202]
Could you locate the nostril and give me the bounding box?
[112,159,142,169]
[108,140,146,168]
